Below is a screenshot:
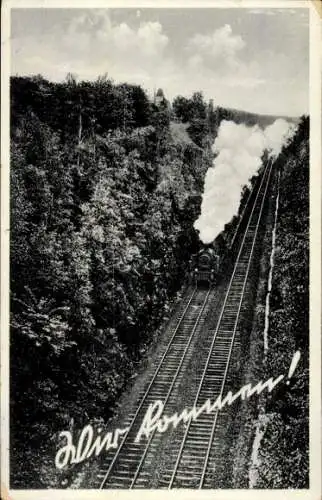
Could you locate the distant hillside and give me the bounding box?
[222,106,299,129]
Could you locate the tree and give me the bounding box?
[190,91,207,120]
[172,95,192,123]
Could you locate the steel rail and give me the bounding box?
[198,157,273,488]
[229,170,260,250]
[168,158,272,489]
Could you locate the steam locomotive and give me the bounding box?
[189,234,228,286]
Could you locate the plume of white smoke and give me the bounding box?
[194,118,296,244]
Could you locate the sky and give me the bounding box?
[10,8,309,116]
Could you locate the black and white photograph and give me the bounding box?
[1,0,321,497]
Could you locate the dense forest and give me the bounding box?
[9,75,309,488]
[10,75,220,485]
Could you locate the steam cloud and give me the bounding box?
[194,119,296,244]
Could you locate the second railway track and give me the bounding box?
[98,286,216,488]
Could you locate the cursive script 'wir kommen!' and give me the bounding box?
[55,350,301,470]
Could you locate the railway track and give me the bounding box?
[98,285,216,488]
[167,159,273,489]
[98,158,273,489]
